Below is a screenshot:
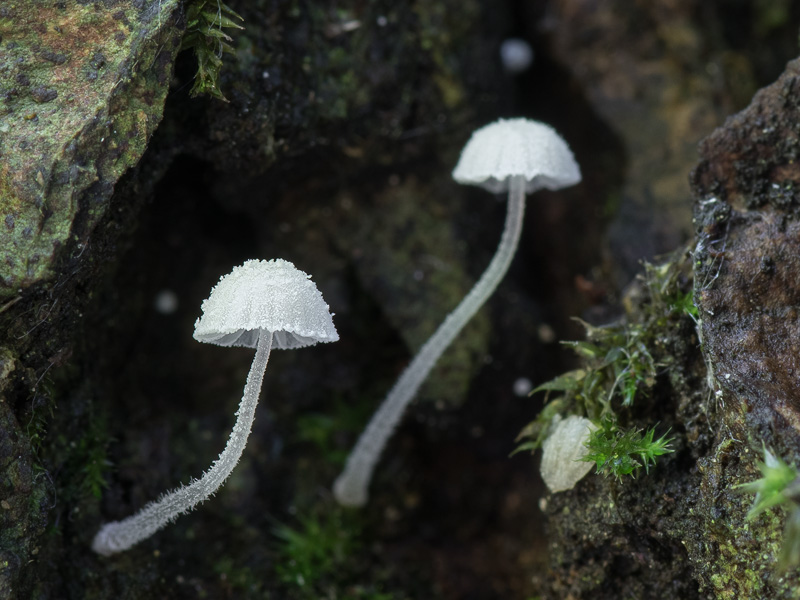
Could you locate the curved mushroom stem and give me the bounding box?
[334,175,528,507]
[92,329,274,556]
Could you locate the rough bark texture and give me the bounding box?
[542,50,800,600]
[1,0,800,598]
[690,56,800,597]
[526,2,800,599]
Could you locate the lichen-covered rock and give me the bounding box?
[0,0,184,594]
[0,0,183,298]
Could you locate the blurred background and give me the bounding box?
[2,0,800,598]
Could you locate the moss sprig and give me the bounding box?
[738,447,800,570]
[580,416,673,480]
[181,0,244,101]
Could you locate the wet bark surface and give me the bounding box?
[542,40,800,600]
[693,58,800,441]
[2,0,800,599]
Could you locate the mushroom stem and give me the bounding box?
[92,329,274,556]
[334,175,527,507]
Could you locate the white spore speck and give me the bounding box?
[500,38,534,74]
[513,377,533,397]
[154,290,179,314]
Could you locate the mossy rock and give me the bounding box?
[0,0,183,298]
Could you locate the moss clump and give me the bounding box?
[689,445,790,599]
[274,507,361,592]
[538,242,800,597]
[295,398,379,468]
[581,416,673,480]
[272,502,405,600]
[516,250,693,480]
[533,249,708,599]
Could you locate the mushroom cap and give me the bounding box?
[452,118,581,194]
[539,415,597,493]
[193,259,339,350]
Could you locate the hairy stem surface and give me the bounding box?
[92,329,273,555]
[334,175,527,506]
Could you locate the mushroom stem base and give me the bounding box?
[92,329,273,556]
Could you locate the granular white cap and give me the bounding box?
[193,259,339,349]
[452,118,581,194]
[540,415,597,493]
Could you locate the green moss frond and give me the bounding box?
[181,0,244,101]
[738,447,799,519]
[518,317,658,432]
[738,446,800,571]
[515,248,694,478]
[580,416,673,480]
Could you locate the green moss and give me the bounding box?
[517,250,693,478]
[686,443,800,599]
[581,417,673,480]
[738,448,798,520]
[295,398,377,468]
[181,0,243,101]
[274,508,360,591]
[59,409,112,502]
[735,447,800,572]
[537,248,729,597]
[273,503,404,600]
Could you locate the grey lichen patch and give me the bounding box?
[0,0,183,299]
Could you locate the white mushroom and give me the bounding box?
[540,415,597,493]
[333,118,581,507]
[92,259,338,556]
